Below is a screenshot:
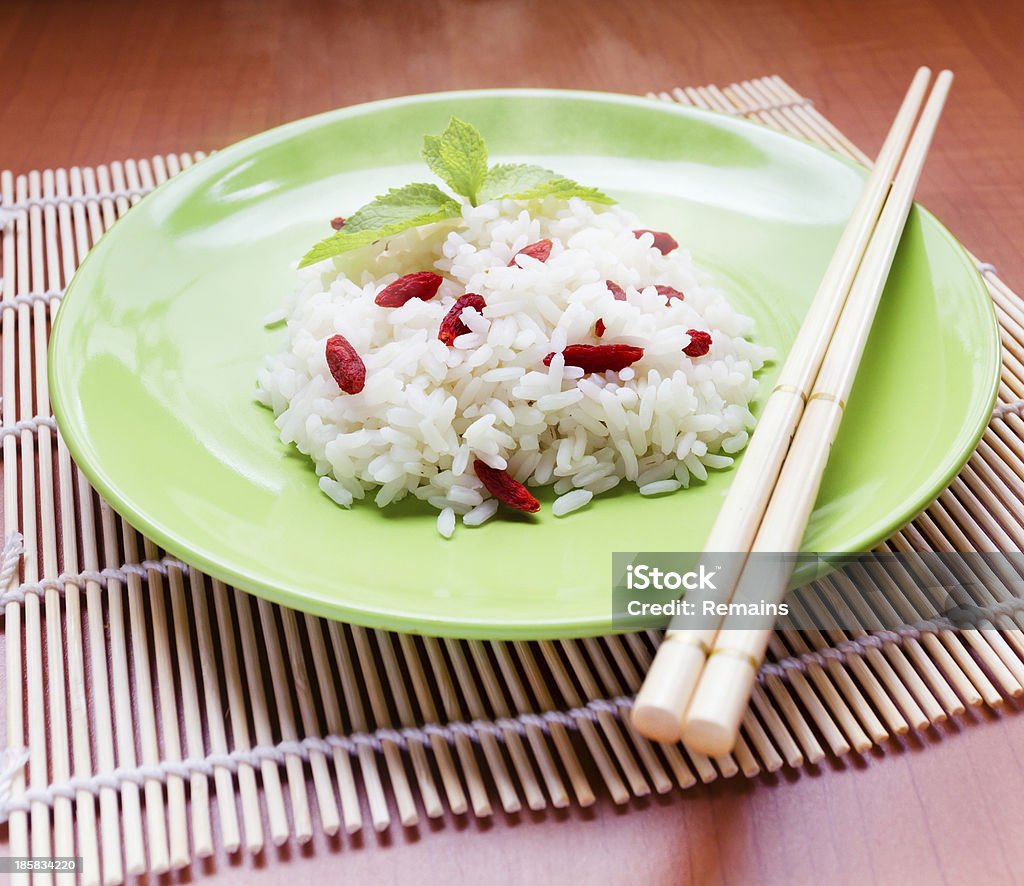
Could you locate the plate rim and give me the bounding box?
[48,87,1001,638]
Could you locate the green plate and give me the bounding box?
[49,90,1000,639]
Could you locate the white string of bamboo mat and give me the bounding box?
[0,187,155,228]
[2,77,1024,883]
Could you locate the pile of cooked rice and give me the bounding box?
[256,197,772,537]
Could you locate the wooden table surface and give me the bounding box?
[3,0,1024,883]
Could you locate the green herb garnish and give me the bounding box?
[299,117,614,267]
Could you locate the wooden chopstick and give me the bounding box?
[681,70,955,756]
[632,67,935,744]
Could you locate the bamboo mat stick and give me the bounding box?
[395,633,472,814]
[889,525,1024,689]
[30,168,77,876]
[39,166,101,885]
[349,625,421,825]
[55,166,117,885]
[277,605,343,835]
[764,635,852,757]
[883,536,1017,700]
[134,510,189,859]
[485,643,575,806]
[442,636,523,813]
[15,170,56,886]
[417,634,491,816]
[466,641,548,809]
[209,579,281,848]
[902,513,1023,657]
[327,621,395,829]
[822,567,951,723]
[232,587,300,843]
[254,598,317,841]
[121,526,186,869]
[777,599,890,743]
[549,640,652,797]
[749,682,806,768]
[790,585,914,732]
[634,67,934,744]
[304,614,366,832]
[768,626,872,752]
[1,167,30,886]
[511,640,596,806]
[186,570,244,853]
[395,632,469,814]
[165,556,217,856]
[766,76,871,162]
[97,504,152,873]
[375,630,446,817]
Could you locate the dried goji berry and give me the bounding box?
[375,271,444,307]
[473,460,541,513]
[509,239,553,266]
[595,318,606,338]
[683,329,712,358]
[438,293,487,345]
[655,284,685,302]
[330,216,346,230]
[633,229,679,254]
[544,344,644,373]
[326,334,366,394]
[606,280,628,301]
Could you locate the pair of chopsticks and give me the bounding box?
[632,67,954,755]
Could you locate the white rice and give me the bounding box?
[639,479,683,496]
[552,489,594,517]
[436,506,456,539]
[257,197,772,536]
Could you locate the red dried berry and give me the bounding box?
[325,334,366,394]
[508,239,553,267]
[595,318,606,338]
[606,280,628,301]
[375,271,444,307]
[473,460,541,513]
[633,229,679,254]
[655,284,685,302]
[683,329,712,358]
[330,216,346,230]
[438,293,487,345]
[544,344,644,373]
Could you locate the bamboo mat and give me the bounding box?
[2,74,1024,884]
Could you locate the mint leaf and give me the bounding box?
[343,183,459,233]
[299,119,615,267]
[422,117,488,203]
[505,176,615,205]
[299,206,460,268]
[477,163,559,203]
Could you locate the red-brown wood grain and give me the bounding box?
[2,1,1023,882]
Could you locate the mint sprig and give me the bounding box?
[299,117,614,268]
[422,118,489,203]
